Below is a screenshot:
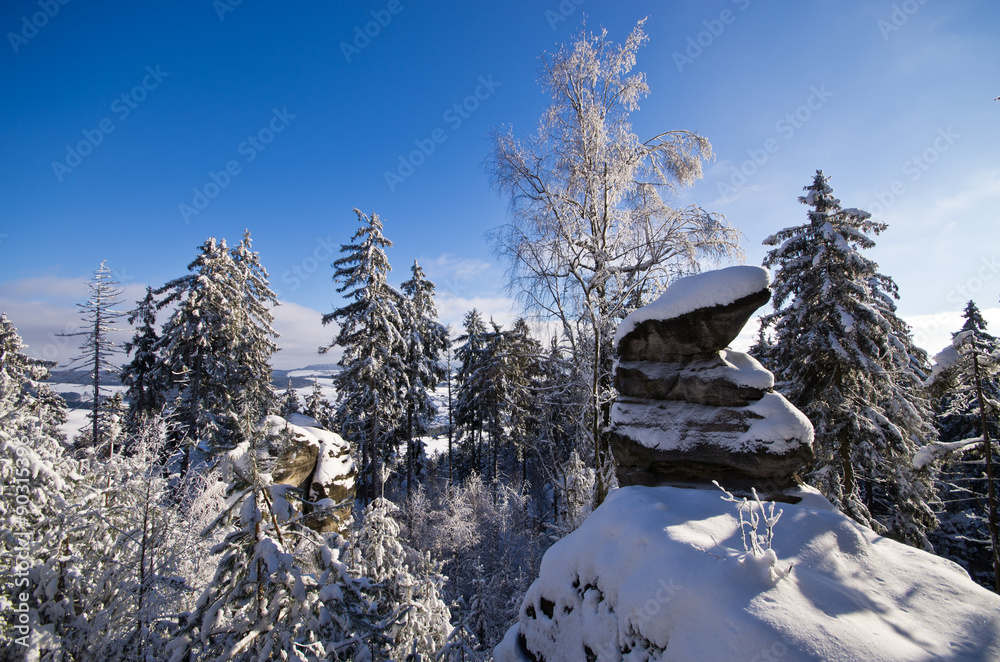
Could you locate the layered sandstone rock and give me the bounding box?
[609,266,814,491]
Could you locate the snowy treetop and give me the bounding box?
[615,266,770,345]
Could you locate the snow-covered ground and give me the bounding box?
[497,483,1000,661]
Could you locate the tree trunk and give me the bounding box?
[406,403,414,499]
[592,329,607,506]
[840,429,855,507]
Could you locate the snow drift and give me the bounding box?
[495,484,1000,661]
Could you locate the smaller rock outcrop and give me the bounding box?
[609,266,813,491]
[265,414,356,533]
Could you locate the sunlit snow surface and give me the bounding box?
[496,484,1000,662]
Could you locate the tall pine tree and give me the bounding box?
[155,233,279,470]
[763,170,936,547]
[121,286,165,439]
[323,210,407,502]
[454,309,490,476]
[927,300,1000,590]
[400,260,449,497]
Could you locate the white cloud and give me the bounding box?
[419,253,499,300]
[1,276,148,367]
[436,293,519,331]
[272,301,341,370]
[905,307,1000,357]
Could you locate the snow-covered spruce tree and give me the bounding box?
[487,19,742,504]
[165,419,379,661]
[323,210,407,503]
[400,260,449,498]
[73,391,127,455]
[454,309,490,476]
[0,318,125,659]
[60,260,126,458]
[121,286,166,440]
[925,300,1000,590]
[762,170,936,547]
[229,229,280,423]
[0,313,66,441]
[350,497,452,659]
[477,319,509,481]
[279,380,302,417]
[304,378,333,428]
[506,318,544,486]
[155,232,279,471]
[155,238,240,469]
[59,423,217,662]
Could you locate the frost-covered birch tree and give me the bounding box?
[763,170,936,547]
[487,20,742,504]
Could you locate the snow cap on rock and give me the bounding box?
[615,265,770,347]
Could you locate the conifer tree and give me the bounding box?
[229,229,280,422]
[763,170,936,547]
[279,380,301,418]
[400,260,449,497]
[323,210,407,502]
[303,378,332,426]
[0,312,65,438]
[454,309,490,475]
[927,300,1000,590]
[350,497,452,659]
[155,233,279,469]
[121,287,164,438]
[165,420,379,661]
[506,318,544,485]
[61,261,126,457]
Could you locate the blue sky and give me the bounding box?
[1,0,998,369]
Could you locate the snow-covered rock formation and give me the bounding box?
[610,266,813,490]
[496,266,1000,661]
[265,413,356,533]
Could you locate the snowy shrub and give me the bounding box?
[714,482,792,583]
